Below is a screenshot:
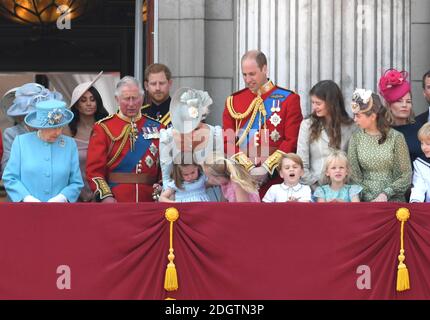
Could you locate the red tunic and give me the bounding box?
[86,112,163,202]
[223,81,303,196]
[224,82,302,164]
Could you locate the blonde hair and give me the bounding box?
[320,150,351,185]
[204,155,258,194]
[277,153,304,173]
[418,122,430,141]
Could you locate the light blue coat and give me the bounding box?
[2,132,84,202]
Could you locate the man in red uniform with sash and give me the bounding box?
[223,50,303,196]
[86,76,163,202]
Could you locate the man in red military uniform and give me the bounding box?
[223,50,303,195]
[86,76,163,203]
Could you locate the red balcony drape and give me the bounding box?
[0,202,429,299]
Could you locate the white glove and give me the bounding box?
[23,195,41,202]
[47,194,68,203]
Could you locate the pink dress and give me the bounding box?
[220,181,260,202]
[74,137,93,202]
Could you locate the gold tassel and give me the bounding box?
[164,208,179,292]
[396,208,411,292]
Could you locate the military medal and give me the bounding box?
[149,143,158,156]
[271,100,281,113]
[145,155,154,168]
[253,131,260,147]
[270,129,281,142]
[269,113,281,127]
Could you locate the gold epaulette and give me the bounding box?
[276,86,296,95]
[141,104,150,110]
[262,150,287,175]
[92,177,113,200]
[96,114,115,125]
[232,152,255,172]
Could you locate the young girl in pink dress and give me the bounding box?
[203,156,260,202]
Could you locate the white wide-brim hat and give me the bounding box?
[2,83,63,118]
[170,87,213,134]
[25,99,74,129]
[69,71,103,108]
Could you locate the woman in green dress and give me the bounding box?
[347,89,412,202]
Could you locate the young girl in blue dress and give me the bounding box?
[314,150,362,202]
[159,159,210,203]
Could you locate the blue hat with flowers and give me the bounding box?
[24,99,74,129]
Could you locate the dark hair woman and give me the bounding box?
[63,72,109,201]
[297,80,356,188]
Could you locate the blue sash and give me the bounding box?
[238,88,292,150]
[110,118,161,188]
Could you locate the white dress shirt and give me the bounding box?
[263,183,312,203]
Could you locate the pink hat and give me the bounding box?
[378,69,411,103]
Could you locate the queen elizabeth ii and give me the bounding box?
[2,99,84,202]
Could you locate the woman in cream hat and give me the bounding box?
[1,83,62,171]
[158,87,224,201]
[2,99,83,202]
[347,88,411,202]
[63,71,108,201]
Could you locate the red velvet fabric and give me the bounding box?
[0,202,429,299]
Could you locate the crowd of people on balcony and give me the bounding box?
[1,50,429,203]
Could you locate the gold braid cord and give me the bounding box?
[164,208,180,292]
[263,150,287,175]
[396,208,411,292]
[227,95,266,147]
[98,124,132,168]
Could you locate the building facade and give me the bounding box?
[156,0,429,125]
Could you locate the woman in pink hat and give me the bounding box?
[378,69,426,162]
[63,72,108,202]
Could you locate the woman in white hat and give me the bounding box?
[2,99,84,202]
[63,72,108,202]
[1,83,62,171]
[158,87,224,201]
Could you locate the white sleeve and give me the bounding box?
[262,185,276,203]
[410,161,427,203]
